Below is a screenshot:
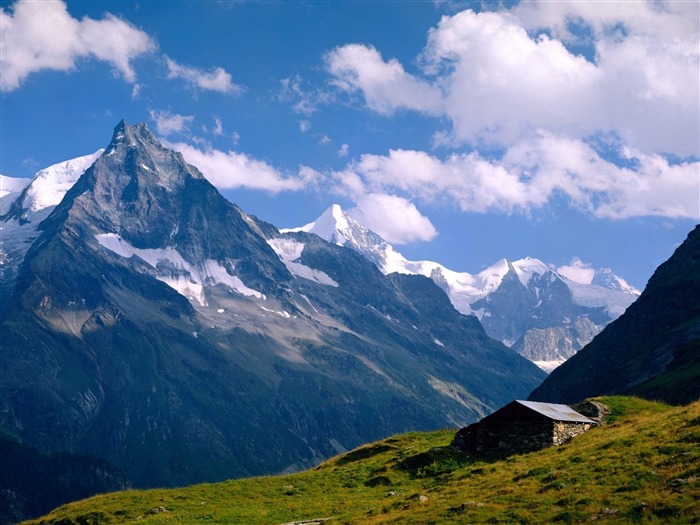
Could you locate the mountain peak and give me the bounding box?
[313,204,353,241]
[47,120,211,249]
[282,204,352,242]
[107,120,162,154]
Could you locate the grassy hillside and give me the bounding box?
[24,397,699,524]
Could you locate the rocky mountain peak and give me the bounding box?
[56,121,212,248]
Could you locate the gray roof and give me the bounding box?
[515,400,595,423]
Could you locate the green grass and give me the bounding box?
[24,397,700,524]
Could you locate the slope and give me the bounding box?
[530,225,700,405]
[0,121,544,490]
[22,396,700,524]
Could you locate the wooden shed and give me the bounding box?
[452,400,595,455]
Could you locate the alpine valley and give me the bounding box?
[0,121,546,501]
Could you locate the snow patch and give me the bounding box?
[94,233,264,305]
[0,175,30,214]
[22,150,103,216]
[267,237,338,287]
[259,306,294,318]
[533,358,567,374]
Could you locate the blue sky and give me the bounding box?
[1,0,698,290]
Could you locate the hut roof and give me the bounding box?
[512,400,594,423]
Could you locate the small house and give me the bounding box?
[452,400,595,455]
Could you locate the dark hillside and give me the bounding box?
[530,225,700,404]
[0,433,128,525]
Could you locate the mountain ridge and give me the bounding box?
[287,204,640,371]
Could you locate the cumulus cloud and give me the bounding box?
[333,132,699,220]
[422,10,603,147]
[165,55,242,94]
[0,0,155,92]
[557,258,595,284]
[324,4,699,157]
[319,2,699,225]
[149,110,194,136]
[348,193,438,244]
[299,120,311,133]
[325,44,443,116]
[166,141,315,193]
[337,144,349,157]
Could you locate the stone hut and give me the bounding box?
[452,400,595,455]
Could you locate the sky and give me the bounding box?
[1,0,698,290]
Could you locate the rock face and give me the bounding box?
[511,317,602,372]
[289,205,640,372]
[529,225,700,405]
[0,121,545,489]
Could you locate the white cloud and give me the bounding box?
[348,193,438,244]
[324,4,699,157]
[422,10,602,147]
[131,83,143,99]
[212,116,224,136]
[333,132,700,220]
[325,44,443,116]
[318,134,331,145]
[165,55,242,94]
[279,74,334,115]
[319,3,699,225]
[299,120,311,133]
[0,0,155,92]
[557,258,595,285]
[165,141,312,193]
[149,110,194,136]
[337,144,349,157]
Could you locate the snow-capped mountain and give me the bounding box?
[0,175,30,215]
[0,121,544,490]
[0,150,103,292]
[289,205,641,371]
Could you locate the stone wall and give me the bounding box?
[553,421,592,445]
[496,421,554,454]
[453,420,592,455]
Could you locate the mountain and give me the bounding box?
[0,175,30,215]
[287,205,640,372]
[0,151,103,300]
[529,225,700,405]
[0,121,544,489]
